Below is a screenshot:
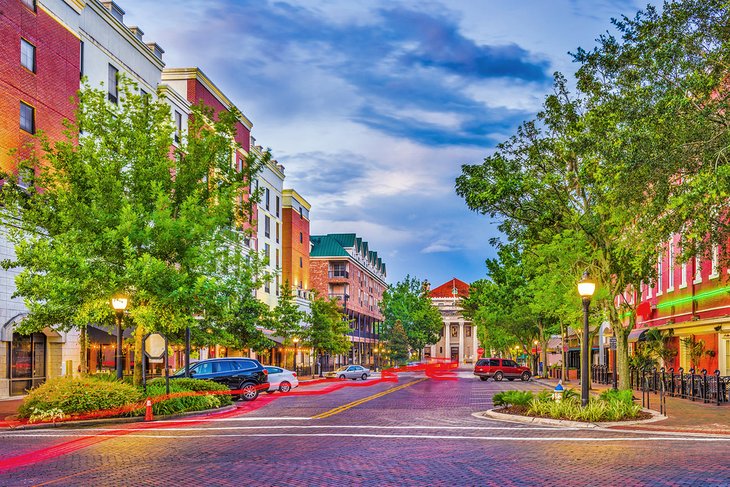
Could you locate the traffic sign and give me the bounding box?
[609,337,617,350]
[145,333,166,359]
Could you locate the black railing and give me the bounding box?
[591,364,614,385]
[628,366,730,405]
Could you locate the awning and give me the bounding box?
[86,325,133,345]
[261,329,285,345]
[547,336,562,352]
[628,328,648,343]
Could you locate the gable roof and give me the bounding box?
[430,278,470,298]
[309,235,349,257]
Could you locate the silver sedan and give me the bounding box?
[326,365,371,380]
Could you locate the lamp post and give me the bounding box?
[578,271,596,407]
[292,337,300,373]
[533,340,539,377]
[373,347,380,372]
[111,296,128,380]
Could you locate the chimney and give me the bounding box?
[101,1,125,23]
[146,42,165,61]
[129,26,144,42]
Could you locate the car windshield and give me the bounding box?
[335,366,349,371]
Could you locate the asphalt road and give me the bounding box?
[0,371,728,486]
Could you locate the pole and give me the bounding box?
[116,311,123,380]
[581,297,590,407]
[612,337,618,390]
[294,342,298,373]
[142,334,147,394]
[185,326,191,378]
[164,335,170,396]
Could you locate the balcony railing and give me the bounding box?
[328,293,349,302]
[328,270,349,279]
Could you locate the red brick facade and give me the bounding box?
[0,0,80,174]
[282,198,310,290]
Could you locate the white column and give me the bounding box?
[459,322,465,366]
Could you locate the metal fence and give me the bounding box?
[629,367,730,406]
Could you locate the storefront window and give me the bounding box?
[9,332,46,395]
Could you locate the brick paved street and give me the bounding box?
[0,371,729,486]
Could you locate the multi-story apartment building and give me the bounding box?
[309,233,386,366]
[281,189,312,302]
[251,149,285,309]
[629,238,729,375]
[425,278,478,366]
[0,0,171,397]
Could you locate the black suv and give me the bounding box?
[172,358,269,401]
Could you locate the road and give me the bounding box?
[0,370,728,486]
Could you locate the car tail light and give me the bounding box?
[263,369,268,375]
[292,372,297,377]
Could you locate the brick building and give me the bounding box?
[424,278,478,366]
[309,233,386,366]
[627,238,730,375]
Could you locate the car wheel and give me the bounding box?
[240,382,259,401]
[361,373,367,380]
[339,374,346,379]
[493,371,503,382]
[480,376,489,381]
[521,371,531,382]
[279,381,291,393]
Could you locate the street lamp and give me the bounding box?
[292,337,300,373]
[533,340,539,377]
[373,347,380,372]
[578,271,596,407]
[111,295,128,380]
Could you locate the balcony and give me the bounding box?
[328,293,349,303]
[328,270,349,279]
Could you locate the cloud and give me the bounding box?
[422,240,463,254]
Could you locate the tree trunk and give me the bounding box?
[79,325,88,375]
[616,326,631,390]
[540,339,549,378]
[133,324,145,386]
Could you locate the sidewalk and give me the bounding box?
[536,377,730,434]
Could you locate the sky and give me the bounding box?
[121,0,650,287]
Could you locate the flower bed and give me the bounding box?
[493,389,651,422]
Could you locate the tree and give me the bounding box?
[0,78,267,384]
[456,73,658,390]
[380,275,442,359]
[272,280,305,343]
[305,295,351,368]
[389,320,410,366]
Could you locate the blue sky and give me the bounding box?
[122,0,649,287]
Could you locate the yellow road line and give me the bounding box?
[312,378,428,419]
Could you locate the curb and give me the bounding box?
[474,407,667,428]
[3,404,239,431]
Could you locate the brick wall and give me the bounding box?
[282,207,310,289]
[0,0,79,174]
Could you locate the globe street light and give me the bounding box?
[373,347,380,372]
[578,271,596,407]
[111,296,128,380]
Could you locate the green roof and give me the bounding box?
[309,235,349,257]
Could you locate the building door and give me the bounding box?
[10,332,46,396]
[450,346,459,363]
[724,339,730,376]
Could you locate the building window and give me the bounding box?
[299,206,303,218]
[276,222,280,243]
[299,232,303,244]
[709,244,720,279]
[174,111,182,143]
[693,255,702,284]
[275,275,280,296]
[265,188,270,210]
[275,196,280,217]
[264,215,270,238]
[21,0,36,12]
[275,248,279,267]
[20,102,34,134]
[299,256,303,268]
[656,253,663,296]
[108,64,118,103]
[79,40,84,78]
[667,241,674,291]
[680,260,687,289]
[20,39,35,72]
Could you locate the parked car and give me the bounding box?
[263,366,299,393]
[474,358,531,382]
[171,358,269,401]
[325,365,371,380]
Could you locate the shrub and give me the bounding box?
[18,376,142,419]
[493,390,534,407]
[599,389,634,404]
[141,378,233,416]
[526,394,641,422]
